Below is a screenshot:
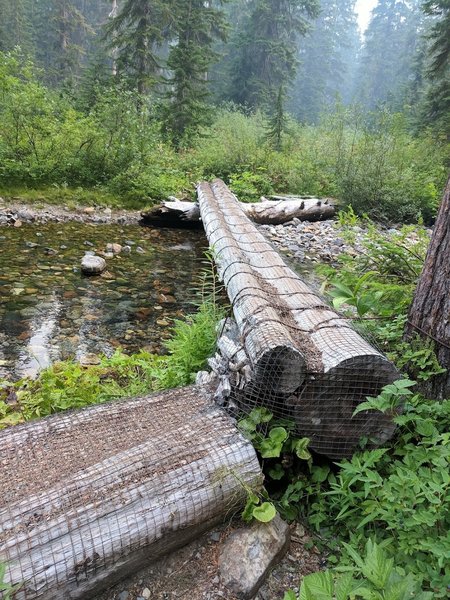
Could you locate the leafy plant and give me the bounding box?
[0,562,21,600]
[285,539,434,600]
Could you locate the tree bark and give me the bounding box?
[198,179,399,459]
[405,175,450,398]
[0,386,261,600]
[140,196,335,228]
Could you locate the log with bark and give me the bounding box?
[405,175,450,398]
[140,195,335,228]
[197,179,399,459]
[0,386,261,600]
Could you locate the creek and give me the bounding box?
[0,222,206,380]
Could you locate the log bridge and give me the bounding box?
[0,180,398,599]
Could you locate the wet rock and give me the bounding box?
[219,515,290,599]
[81,255,106,275]
[122,245,132,254]
[106,243,122,254]
[136,246,145,254]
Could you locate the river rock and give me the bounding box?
[106,243,122,254]
[81,255,106,275]
[219,515,290,599]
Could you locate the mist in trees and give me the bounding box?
[0,0,448,139]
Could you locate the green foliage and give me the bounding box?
[307,391,450,596]
[0,299,224,429]
[288,539,434,600]
[228,170,273,202]
[0,562,21,600]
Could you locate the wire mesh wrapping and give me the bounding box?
[197,179,399,460]
[0,387,262,599]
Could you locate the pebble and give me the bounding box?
[141,589,151,599]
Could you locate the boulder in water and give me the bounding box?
[81,255,106,275]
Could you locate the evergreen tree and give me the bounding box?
[104,0,175,95]
[0,0,34,56]
[228,0,320,109]
[354,0,424,111]
[32,0,93,87]
[265,85,290,149]
[288,0,360,123]
[420,0,450,137]
[162,0,228,147]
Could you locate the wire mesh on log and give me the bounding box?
[0,387,261,599]
[197,179,399,461]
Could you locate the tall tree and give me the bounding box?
[32,0,93,86]
[288,0,360,123]
[104,0,175,95]
[405,175,450,398]
[420,0,450,138]
[229,0,320,109]
[0,0,34,56]
[355,0,424,111]
[162,0,228,147]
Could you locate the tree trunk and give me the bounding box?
[198,179,399,459]
[140,197,335,228]
[405,175,450,398]
[0,386,261,600]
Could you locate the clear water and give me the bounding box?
[0,223,206,380]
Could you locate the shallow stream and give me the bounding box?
[0,223,206,380]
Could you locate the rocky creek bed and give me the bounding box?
[0,218,206,380]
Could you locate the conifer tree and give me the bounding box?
[162,0,228,147]
[229,0,320,109]
[266,85,290,149]
[0,0,34,56]
[420,0,450,137]
[355,0,423,111]
[288,0,360,123]
[104,0,175,95]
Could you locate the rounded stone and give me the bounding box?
[81,255,107,275]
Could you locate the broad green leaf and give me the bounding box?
[252,502,277,523]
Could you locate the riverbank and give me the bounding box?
[0,196,142,226]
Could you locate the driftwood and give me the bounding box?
[141,199,202,228]
[0,387,261,599]
[197,179,399,459]
[141,196,335,228]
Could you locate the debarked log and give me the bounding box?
[0,386,262,600]
[197,179,399,459]
[140,196,335,228]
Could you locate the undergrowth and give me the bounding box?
[238,214,449,597]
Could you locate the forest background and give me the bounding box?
[0,0,449,223]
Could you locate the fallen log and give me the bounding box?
[140,199,202,228]
[243,197,335,224]
[198,179,399,459]
[0,386,261,600]
[141,196,335,228]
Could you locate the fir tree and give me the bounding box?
[288,0,360,123]
[229,0,320,110]
[162,0,228,147]
[266,85,289,149]
[0,0,34,56]
[104,0,175,95]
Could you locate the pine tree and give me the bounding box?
[228,0,320,110]
[162,0,228,147]
[104,0,175,95]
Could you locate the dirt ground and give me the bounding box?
[98,520,324,600]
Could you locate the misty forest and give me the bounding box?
[0,1,449,600]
